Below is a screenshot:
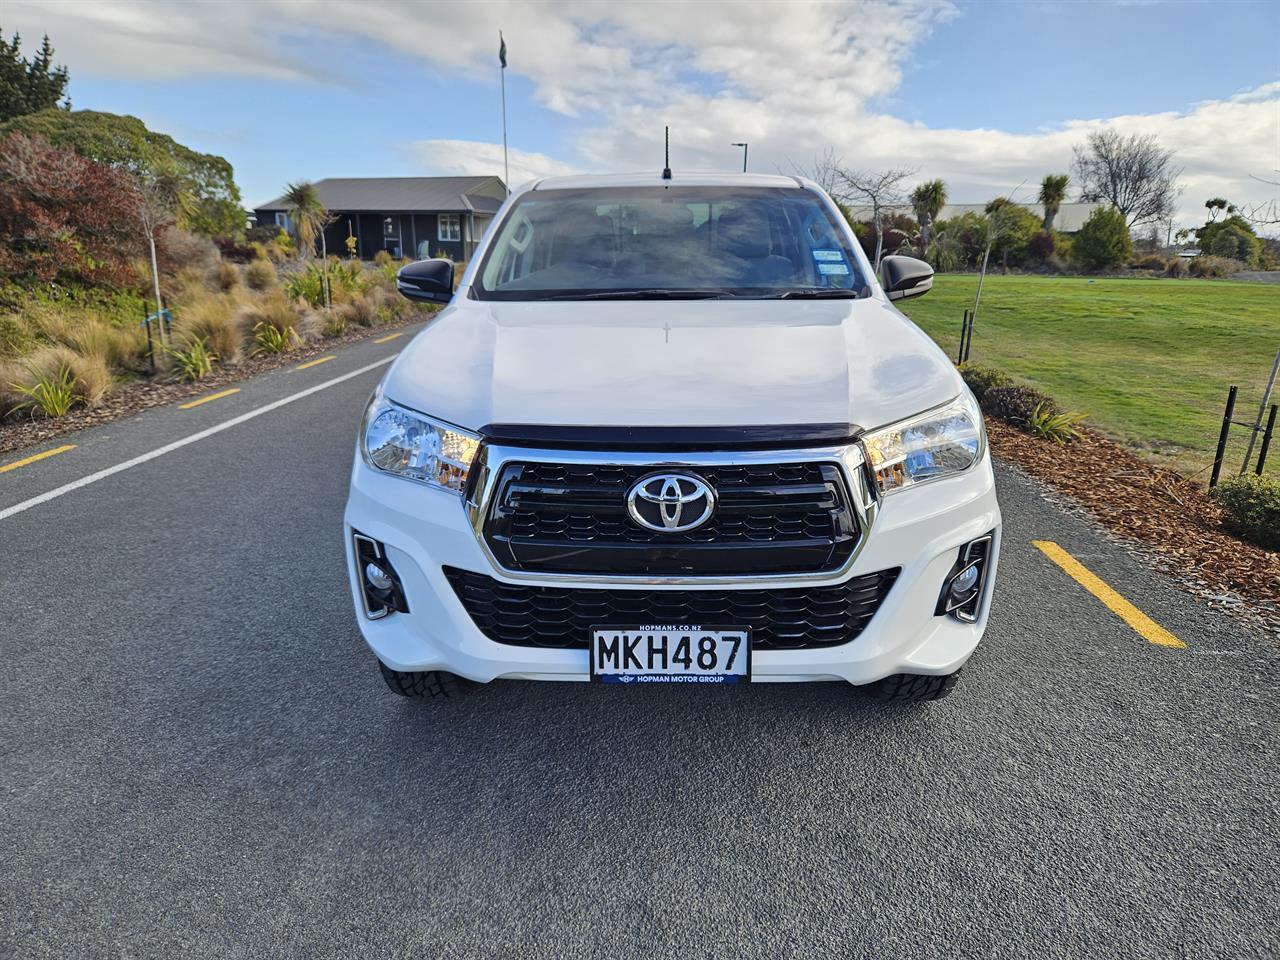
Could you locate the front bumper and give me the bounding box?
[343,450,1001,686]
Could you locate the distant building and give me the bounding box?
[846,201,1104,233]
[254,176,507,261]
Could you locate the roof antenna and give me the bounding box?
[662,126,672,181]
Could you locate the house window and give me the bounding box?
[438,214,461,242]
[273,211,291,231]
[383,217,398,238]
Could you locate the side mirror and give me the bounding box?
[879,255,934,301]
[396,258,454,304]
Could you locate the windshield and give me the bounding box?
[475,186,868,300]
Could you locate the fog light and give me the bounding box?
[935,533,994,623]
[950,564,979,597]
[352,531,410,620]
[365,562,394,591]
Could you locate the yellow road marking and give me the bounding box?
[179,388,240,410]
[374,333,403,344]
[0,444,76,474]
[1032,540,1185,648]
[296,355,336,371]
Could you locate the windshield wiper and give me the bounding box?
[539,289,735,301]
[758,288,860,299]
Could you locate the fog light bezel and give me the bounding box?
[935,533,993,623]
[353,532,410,620]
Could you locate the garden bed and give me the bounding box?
[986,417,1280,629]
[0,313,427,457]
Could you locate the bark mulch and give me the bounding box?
[0,316,427,457]
[987,418,1279,626]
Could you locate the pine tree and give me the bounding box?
[0,30,70,122]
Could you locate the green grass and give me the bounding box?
[899,274,1279,482]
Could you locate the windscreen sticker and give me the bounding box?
[812,249,844,262]
[818,262,850,275]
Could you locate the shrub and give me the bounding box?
[251,321,301,356]
[245,225,279,246]
[1165,256,1189,278]
[214,237,256,263]
[1072,207,1132,271]
[65,349,112,406]
[1189,255,1243,279]
[1129,253,1168,271]
[166,337,216,380]
[958,363,1012,403]
[983,384,1056,425]
[237,291,310,349]
[341,292,379,328]
[16,343,112,408]
[1211,475,1280,551]
[0,131,145,288]
[157,226,220,276]
[173,293,245,364]
[0,313,34,358]
[7,361,78,418]
[283,265,327,307]
[214,260,240,292]
[320,308,348,339]
[1198,215,1261,267]
[373,249,393,267]
[1026,230,1056,264]
[1027,402,1086,443]
[244,258,277,291]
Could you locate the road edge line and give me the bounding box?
[0,357,393,523]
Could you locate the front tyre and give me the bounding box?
[378,661,476,699]
[863,670,960,703]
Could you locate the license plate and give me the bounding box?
[590,625,751,684]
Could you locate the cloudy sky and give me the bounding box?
[7,0,1278,228]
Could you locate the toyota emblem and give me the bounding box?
[626,473,716,533]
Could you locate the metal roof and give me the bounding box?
[255,176,505,213]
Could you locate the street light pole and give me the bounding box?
[731,142,748,173]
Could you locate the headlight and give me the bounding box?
[861,392,985,494]
[361,398,480,494]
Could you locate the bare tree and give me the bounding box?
[137,162,196,344]
[1240,172,1280,227]
[837,166,915,267]
[1072,130,1181,228]
[786,148,844,196]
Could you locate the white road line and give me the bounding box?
[0,357,393,523]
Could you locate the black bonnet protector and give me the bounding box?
[477,423,862,451]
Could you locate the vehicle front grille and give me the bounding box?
[443,566,899,651]
[481,461,860,576]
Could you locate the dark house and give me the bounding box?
[254,176,507,261]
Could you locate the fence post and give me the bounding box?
[957,310,968,365]
[962,308,974,363]
[1256,404,1277,477]
[1210,385,1237,488]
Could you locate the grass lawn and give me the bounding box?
[899,274,1280,482]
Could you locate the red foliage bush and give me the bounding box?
[0,132,145,288]
[1027,230,1056,263]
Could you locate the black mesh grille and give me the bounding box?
[444,566,899,651]
[483,461,859,576]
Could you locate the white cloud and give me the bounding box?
[9,0,1278,228]
[402,139,582,189]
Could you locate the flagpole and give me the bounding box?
[499,30,509,194]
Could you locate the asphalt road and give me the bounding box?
[1,330,1277,959]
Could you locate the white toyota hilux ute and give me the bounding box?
[344,172,1001,703]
